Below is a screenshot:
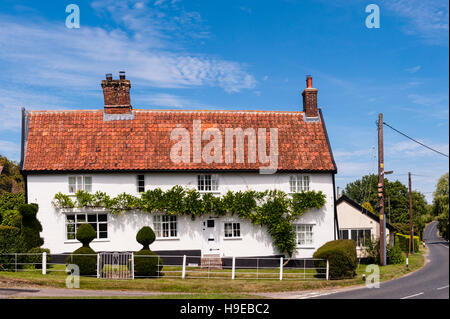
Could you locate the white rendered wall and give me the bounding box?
[337,200,391,257]
[27,172,336,258]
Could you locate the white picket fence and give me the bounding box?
[0,253,329,281]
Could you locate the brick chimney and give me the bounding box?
[302,75,318,117]
[101,71,132,114]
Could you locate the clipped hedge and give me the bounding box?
[313,240,357,280]
[395,233,419,253]
[25,247,51,269]
[0,210,22,228]
[67,246,97,276]
[0,226,26,270]
[18,204,44,251]
[134,250,163,277]
[133,226,163,277]
[66,224,97,275]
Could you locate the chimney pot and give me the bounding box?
[106,73,113,81]
[306,75,313,88]
[119,71,126,80]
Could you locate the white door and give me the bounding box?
[202,218,220,255]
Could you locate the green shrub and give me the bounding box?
[0,226,26,270]
[134,250,163,277]
[18,204,43,250]
[387,244,405,264]
[76,224,96,247]
[133,226,163,277]
[395,234,419,253]
[65,224,97,276]
[66,246,97,276]
[25,247,51,269]
[1,210,22,228]
[313,240,357,280]
[136,226,156,250]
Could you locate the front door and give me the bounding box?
[202,218,220,256]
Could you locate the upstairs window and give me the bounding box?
[137,175,145,193]
[69,176,92,193]
[289,175,310,193]
[197,174,219,192]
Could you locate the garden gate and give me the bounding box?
[98,252,134,279]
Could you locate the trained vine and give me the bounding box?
[52,187,326,256]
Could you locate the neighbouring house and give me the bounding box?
[20,72,338,258]
[337,195,395,257]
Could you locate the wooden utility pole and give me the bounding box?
[408,172,414,254]
[378,113,386,266]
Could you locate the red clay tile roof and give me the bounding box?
[21,109,336,172]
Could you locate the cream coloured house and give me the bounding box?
[337,195,395,257]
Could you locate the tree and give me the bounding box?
[432,173,449,240]
[0,155,24,194]
[343,174,431,237]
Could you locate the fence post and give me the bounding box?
[279,257,283,281]
[15,253,17,272]
[97,253,101,279]
[181,255,186,279]
[231,256,235,280]
[326,259,329,280]
[131,252,135,280]
[42,252,47,275]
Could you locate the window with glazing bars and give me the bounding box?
[224,222,241,238]
[197,174,219,192]
[153,215,178,238]
[289,175,310,192]
[137,175,145,193]
[68,176,92,193]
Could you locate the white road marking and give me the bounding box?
[401,292,424,299]
[439,244,449,249]
[437,285,449,290]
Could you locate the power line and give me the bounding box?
[383,122,449,158]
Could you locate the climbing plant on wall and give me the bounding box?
[52,187,326,256]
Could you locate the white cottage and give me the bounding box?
[20,73,338,259]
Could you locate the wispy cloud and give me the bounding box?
[405,65,421,73]
[382,0,449,45]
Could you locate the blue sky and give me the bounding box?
[0,0,448,202]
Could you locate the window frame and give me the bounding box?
[289,175,310,193]
[153,215,178,239]
[197,174,219,193]
[224,222,241,239]
[137,175,146,193]
[294,224,314,247]
[65,212,108,241]
[68,176,92,194]
[340,228,372,248]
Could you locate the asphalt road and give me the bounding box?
[313,221,449,299]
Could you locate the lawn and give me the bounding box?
[0,248,426,295]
